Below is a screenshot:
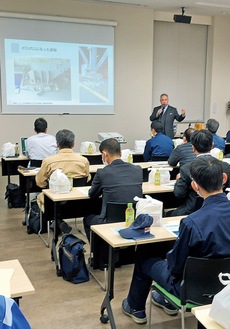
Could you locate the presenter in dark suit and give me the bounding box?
[150,93,186,138]
[83,138,143,242]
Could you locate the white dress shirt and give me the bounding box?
[26,133,57,160]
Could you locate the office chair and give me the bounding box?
[148,256,230,329]
[30,159,42,167]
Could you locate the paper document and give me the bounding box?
[0,268,14,297]
[164,223,180,237]
[77,186,90,195]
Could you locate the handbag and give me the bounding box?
[58,234,89,284]
[209,272,230,329]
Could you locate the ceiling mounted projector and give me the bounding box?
[173,7,191,24]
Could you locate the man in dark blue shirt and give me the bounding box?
[122,156,230,324]
[143,121,174,161]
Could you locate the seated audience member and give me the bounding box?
[122,156,230,324]
[83,138,143,242]
[168,127,196,167]
[143,121,174,162]
[36,129,91,232]
[168,129,230,217]
[26,117,57,161]
[206,118,225,152]
[0,295,31,329]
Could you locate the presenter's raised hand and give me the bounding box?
[157,108,163,117]
[181,108,186,117]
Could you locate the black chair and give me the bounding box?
[30,159,42,167]
[149,256,230,329]
[106,202,136,223]
[73,176,88,187]
[72,176,88,235]
[150,156,169,162]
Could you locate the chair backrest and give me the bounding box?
[73,177,88,187]
[180,256,230,306]
[30,159,42,167]
[105,202,136,223]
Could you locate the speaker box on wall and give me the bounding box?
[173,14,191,24]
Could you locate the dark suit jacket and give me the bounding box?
[172,155,230,216]
[168,142,196,167]
[89,159,143,219]
[150,105,185,138]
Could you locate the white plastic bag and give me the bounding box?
[134,140,146,154]
[80,141,96,154]
[210,147,221,159]
[209,273,230,329]
[49,169,71,193]
[134,195,163,226]
[2,142,15,157]
[121,149,132,162]
[148,167,172,184]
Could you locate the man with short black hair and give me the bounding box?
[168,127,196,167]
[169,129,230,216]
[206,118,225,151]
[83,138,143,241]
[122,156,230,325]
[143,121,174,162]
[26,117,57,160]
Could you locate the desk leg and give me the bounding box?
[51,202,62,277]
[25,178,30,226]
[197,321,206,329]
[100,245,116,329]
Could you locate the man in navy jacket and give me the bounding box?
[122,156,230,324]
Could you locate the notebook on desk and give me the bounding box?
[21,137,28,155]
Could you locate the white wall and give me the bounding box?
[0,1,230,151]
[0,1,154,151]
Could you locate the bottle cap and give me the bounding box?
[127,203,133,208]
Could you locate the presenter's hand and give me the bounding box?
[181,108,186,117]
[157,108,163,117]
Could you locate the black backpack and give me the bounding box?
[5,183,26,208]
[58,233,89,284]
[27,201,47,235]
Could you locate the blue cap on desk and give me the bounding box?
[119,214,154,240]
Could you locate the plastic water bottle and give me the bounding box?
[67,172,73,190]
[219,150,224,161]
[15,143,20,157]
[88,143,93,154]
[125,203,135,227]
[154,169,161,186]
[127,153,133,163]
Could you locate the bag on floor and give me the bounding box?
[58,233,89,284]
[5,183,26,208]
[27,201,47,235]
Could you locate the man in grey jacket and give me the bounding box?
[150,93,186,138]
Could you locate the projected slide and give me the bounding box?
[4,39,113,107]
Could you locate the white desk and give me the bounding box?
[0,259,35,305]
[91,217,182,329]
[192,305,224,329]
